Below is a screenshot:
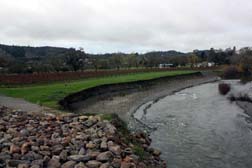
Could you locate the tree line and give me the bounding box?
[0,44,252,74]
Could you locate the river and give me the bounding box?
[133,82,252,168]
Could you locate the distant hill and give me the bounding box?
[0,43,192,74]
[0,44,187,60]
[143,50,186,57]
[0,44,70,59]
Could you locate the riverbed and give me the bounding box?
[133,82,252,168]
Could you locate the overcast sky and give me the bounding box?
[0,0,252,53]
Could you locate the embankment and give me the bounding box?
[59,72,202,109]
[59,72,219,122]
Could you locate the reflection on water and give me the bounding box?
[134,82,252,168]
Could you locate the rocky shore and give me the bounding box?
[0,106,165,168]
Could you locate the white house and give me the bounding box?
[159,64,174,68]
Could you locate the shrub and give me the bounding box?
[228,93,252,102]
[132,145,147,160]
[218,83,231,95]
[223,66,240,79]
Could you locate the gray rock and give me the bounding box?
[52,144,64,155]
[61,161,76,168]
[86,160,102,168]
[99,163,110,168]
[22,151,43,160]
[0,153,12,161]
[74,162,87,168]
[51,132,60,139]
[153,149,161,156]
[78,147,86,155]
[83,120,93,127]
[6,160,30,167]
[17,163,29,168]
[59,150,68,161]
[96,151,113,162]
[129,154,139,161]
[30,165,40,168]
[111,158,121,168]
[68,155,90,162]
[108,145,121,155]
[47,157,61,168]
[39,150,51,156]
[86,141,96,149]
[20,129,29,136]
[31,159,44,167]
[40,145,50,151]
[31,146,40,152]
[104,123,116,135]
[61,125,70,134]
[75,134,88,141]
[79,116,89,121]
[100,141,107,150]
[43,156,50,163]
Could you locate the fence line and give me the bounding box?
[0,67,219,84]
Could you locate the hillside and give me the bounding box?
[0,44,186,60]
[143,50,186,57]
[0,44,190,73]
[0,44,70,58]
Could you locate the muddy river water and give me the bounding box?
[133,82,252,168]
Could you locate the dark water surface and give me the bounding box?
[134,82,252,168]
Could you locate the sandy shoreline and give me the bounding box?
[72,73,219,123]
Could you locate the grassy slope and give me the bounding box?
[0,70,196,108]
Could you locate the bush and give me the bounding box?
[223,66,240,79]
[228,93,252,102]
[218,83,231,95]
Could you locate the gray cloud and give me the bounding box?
[0,0,251,53]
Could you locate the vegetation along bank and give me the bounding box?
[0,70,197,109]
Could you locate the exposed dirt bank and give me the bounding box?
[65,72,219,122]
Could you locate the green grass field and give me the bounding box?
[0,70,196,109]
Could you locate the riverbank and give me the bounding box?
[224,80,252,121]
[0,106,166,168]
[70,72,219,123]
[0,72,219,168]
[132,81,252,168]
[236,101,252,123]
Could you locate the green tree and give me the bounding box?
[110,55,123,70]
[64,48,86,71]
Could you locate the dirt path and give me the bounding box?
[0,94,61,114]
